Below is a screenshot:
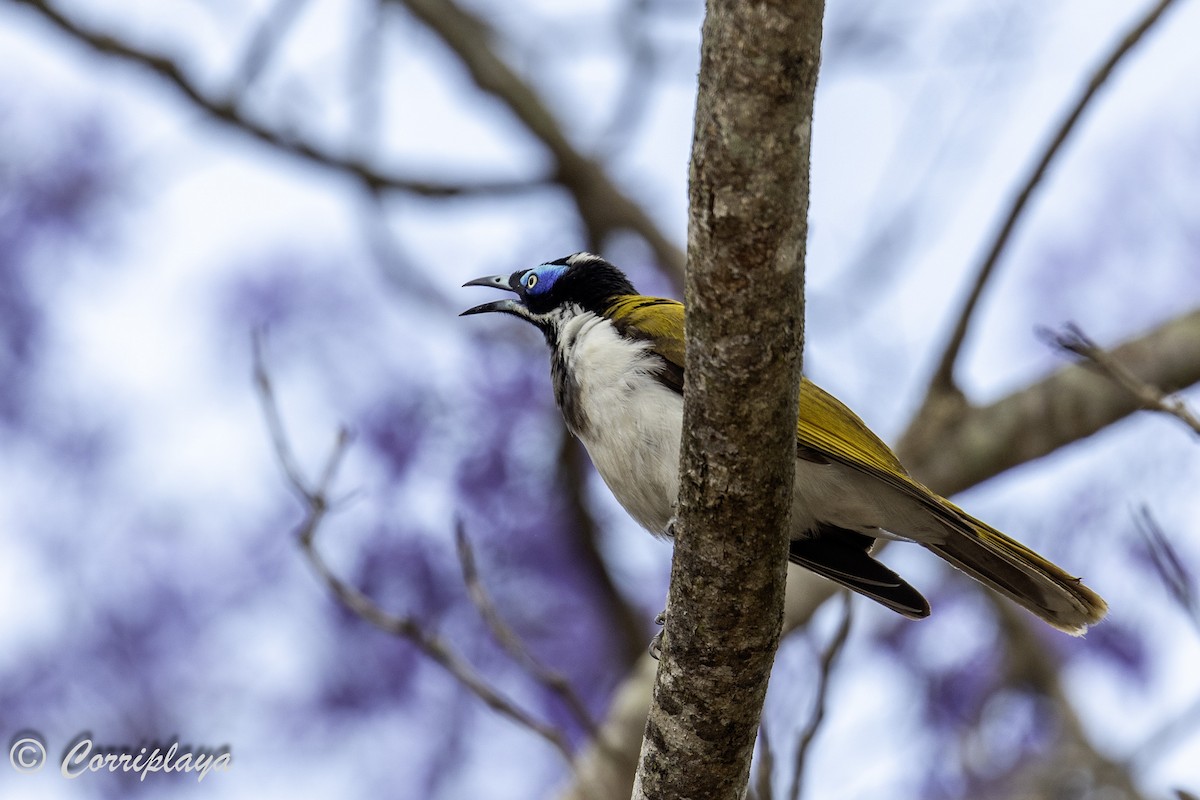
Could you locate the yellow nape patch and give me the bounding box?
[605,295,686,369]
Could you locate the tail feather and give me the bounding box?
[926,512,1107,636]
[790,526,930,620]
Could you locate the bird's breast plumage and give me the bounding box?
[552,312,683,535]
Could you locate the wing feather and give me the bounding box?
[605,295,686,394]
[797,378,907,478]
[604,294,915,490]
[602,293,1105,631]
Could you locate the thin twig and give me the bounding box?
[14,0,548,198]
[930,0,1182,393]
[251,329,313,503]
[232,0,314,94]
[1134,505,1200,634]
[789,593,853,800]
[454,522,600,738]
[250,333,575,766]
[1047,323,1200,437]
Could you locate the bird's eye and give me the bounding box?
[526,273,539,289]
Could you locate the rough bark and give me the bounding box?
[630,2,824,799]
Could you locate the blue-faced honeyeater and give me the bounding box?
[462,252,1107,635]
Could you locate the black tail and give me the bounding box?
[789,525,929,619]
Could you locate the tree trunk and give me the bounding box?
[631,2,825,798]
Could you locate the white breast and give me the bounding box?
[556,313,683,535]
[552,315,940,546]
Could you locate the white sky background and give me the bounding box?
[1,0,1200,798]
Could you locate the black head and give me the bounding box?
[460,253,637,328]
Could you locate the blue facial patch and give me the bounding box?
[523,263,568,295]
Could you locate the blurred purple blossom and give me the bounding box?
[0,115,113,424]
[923,650,999,729]
[219,253,356,334]
[360,396,426,483]
[1085,620,1151,684]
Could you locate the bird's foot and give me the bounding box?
[664,514,678,540]
[648,610,667,660]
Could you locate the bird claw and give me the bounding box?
[648,610,667,659]
[665,515,678,539]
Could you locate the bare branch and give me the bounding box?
[1046,323,1200,437]
[251,329,317,504]
[928,0,1183,394]
[298,527,574,763]
[454,522,601,739]
[13,0,550,198]
[788,594,852,800]
[250,334,576,766]
[902,307,1200,497]
[390,0,686,281]
[16,0,685,278]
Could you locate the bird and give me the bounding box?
[461,252,1107,636]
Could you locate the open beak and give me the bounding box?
[460,274,523,317]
